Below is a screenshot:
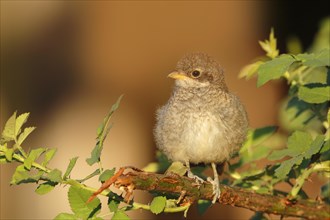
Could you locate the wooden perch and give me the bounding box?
[89,167,330,220]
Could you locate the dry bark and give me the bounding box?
[89,167,330,220]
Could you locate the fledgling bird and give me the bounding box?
[154,53,249,203]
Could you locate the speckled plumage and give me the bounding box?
[154,53,248,165]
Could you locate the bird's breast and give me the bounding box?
[160,106,232,164]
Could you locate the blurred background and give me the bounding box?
[1,1,328,219]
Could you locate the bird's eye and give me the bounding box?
[191,70,201,78]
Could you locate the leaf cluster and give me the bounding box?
[1,96,129,220]
[236,20,330,219]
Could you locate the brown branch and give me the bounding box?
[91,167,330,220]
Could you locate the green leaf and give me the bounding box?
[5,148,14,161]
[68,185,101,219]
[99,168,115,182]
[10,164,33,185]
[320,140,330,154]
[15,112,30,137]
[47,169,62,183]
[280,96,322,132]
[298,85,330,104]
[239,61,264,79]
[274,155,304,179]
[241,126,277,152]
[35,181,57,195]
[197,199,212,215]
[110,94,124,112]
[301,66,328,84]
[64,157,78,179]
[77,169,100,183]
[305,135,325,159]
[112,210,130,220]
[150,196,166,215]
[268,149,293,161]
[108,199,119,212]
[257,54,296,87]
[102,125,112,142]
[165,161,187,176]
[86,142,103,166]
[96,122,103,137]
[251,126,277,145]
[241,145,272,164]
[1,111,17,142]
[54,213,78,220]
[87,95,123,166]
[240,126,277,163]
[142,162,160,172]
[24,148,46,170]
[253,131,319,180]
[297,49,330,67]
[17,127,36,145]
[270,131,322,162]
[97,95,123,138]
[42,148,57,166]
[287,131,313,155]
[259,28,279,58]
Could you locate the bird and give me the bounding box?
[154,52,249,203]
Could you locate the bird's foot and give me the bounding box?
[207,177,221,204]
[187,170,204,185]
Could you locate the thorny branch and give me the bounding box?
[89,167,330,220]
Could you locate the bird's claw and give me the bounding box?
[207,177,221,204]
[187,170,204,185]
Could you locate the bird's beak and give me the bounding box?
[168,71,189,80]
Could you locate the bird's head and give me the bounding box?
[168,53,228,91]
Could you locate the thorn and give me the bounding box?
[177,190,187,204]
[87,167,125,203]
